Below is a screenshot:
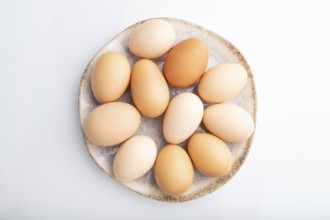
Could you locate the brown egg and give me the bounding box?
[188,133,232,177]
[84,102,141,147]
[154,145,194,195]
[91,52,131,103]
[131,59,170,117]
[163,38,208,88]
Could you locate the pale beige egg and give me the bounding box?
[203,104,254,142]
[188,133,232,177]
[163,93,204,144]
[163,38,208,88]
[154,145,194,195]
[131,59,170,118]
[113,135,157,182]
[128,19,175,59]
[84,102,141,147]
[91,52,131,103]
[198,63,248,103]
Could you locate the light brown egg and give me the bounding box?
[84,102,141,147]
[154,145,194,195]
[163,38,208,88]
[131,59,170,118]
[188,133,232,177]
[198,63,248,103]
[91,52,131,103]
[203,104,255,142]
[128,19,176,59]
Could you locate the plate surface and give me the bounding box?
[79,17,256,202]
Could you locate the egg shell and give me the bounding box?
[163,93,204,144]
[188,133,232,177]
[198,63,248,103]
[128,19,176,59]
[84,102,141,147]
[131,59,170,118]
[91,52,131,103]
[203,104,254,142]
[154,145,194,195]
[163,38,208,88]
[113,135,157,182]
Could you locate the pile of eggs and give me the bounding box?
[83,19,255,195]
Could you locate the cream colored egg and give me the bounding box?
[128,19,175,59]
[203,104,254,142]
[154,145,194,195]
[188,133,232,177]
[198,63,248,103]
[91,52,131,103]
[131,59,170,118]
[84,102,141,147]
[113,135,157,182]
[163,93,204,144]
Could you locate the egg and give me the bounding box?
[198,63,248,103]
[188,133,232,177]
[113,135,157,182]
[163,38,208,87]
[128,19,176,59]
[203,104,255,142]
[84,102,141,147]
[154,145,194,195]
[163,93,204,144]
[131,59,170,117]
[91,52,131,103]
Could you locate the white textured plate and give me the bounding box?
[79,17,256,202]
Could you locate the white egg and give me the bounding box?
[128,19,176,59]
[203,103,255,142]
[163,93,204,144]
[198,63,247,103]
[113,135,157,182]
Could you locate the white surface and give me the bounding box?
[1,0,330,219]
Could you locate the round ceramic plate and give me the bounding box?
[79,17,256,202]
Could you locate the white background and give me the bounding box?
[1,0,330,219]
